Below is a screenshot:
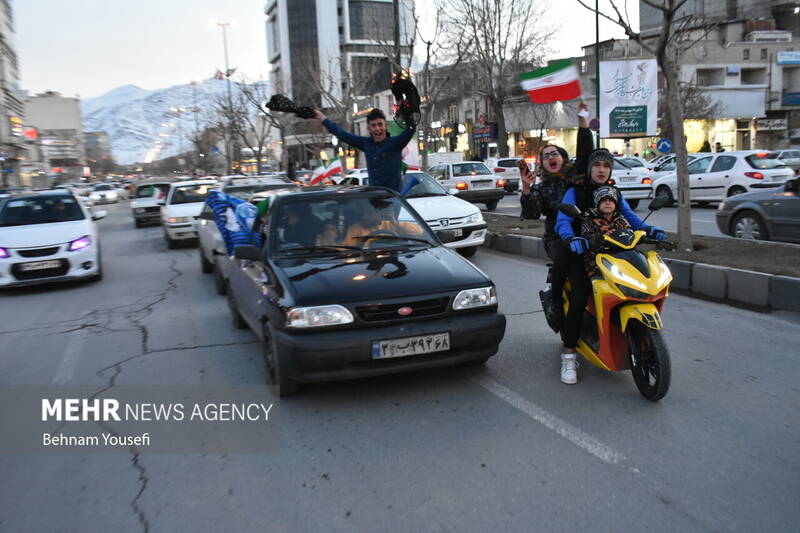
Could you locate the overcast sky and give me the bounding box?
[15,0,638,99]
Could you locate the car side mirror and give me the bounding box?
[234,245,261,261]
[785,178,799,194]
[557,203,582,218]
[438,230,456,244]
[648,195,670,211]
[92,210,108,221]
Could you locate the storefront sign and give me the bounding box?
[755,119,787,131]
[9,116,22,137]
[777,51,800,65]
[473,123,497,142]
[599,59,658,138]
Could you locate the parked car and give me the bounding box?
[294,169,313,185]
[646,154,673,170]
[427,161,505,210]
[615,155,649,169]
[651,151,795,205]
[130,180,173,227]
[715,178,800,243]
[609,158,652,209]
[401,171,486,257]
[767,149,800,172]
[221,177,298,199]
[89,183,120,204]
[0,190,107,287]
[647,154,698,182]
[484,157,521,192]
[161,180,216,248]
[338,168,369,186]
[224,186,507,395]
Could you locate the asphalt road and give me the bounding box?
[488,193,726,238]
[1,202,799,532]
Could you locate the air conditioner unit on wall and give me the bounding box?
[745,31,792,43]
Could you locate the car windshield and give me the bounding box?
[169,184,213,204]
[613,159,631,170]
[93,184,112,191]
[621,158,644,167]
[402,172,447,197]
[0,195,85,226]
[452,162,491,176]
[746,155,787,170]
[273,194,435,255]
[135,184,170,198]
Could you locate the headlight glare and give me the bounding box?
[286,305,354,328]
[0,247,9,259]
[68,235,91,251]
[135,208,145,214]
[167,216,190,223]
[466,212,484,224]
[453,286,497,310]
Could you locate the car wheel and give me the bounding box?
[655,185,674,206]
[199,248,214,274]
[731,210,768,241]
[728,186,747,197]
[166,234,177,249]
[485,200,499,211]
[627,199,640,209]
[262,323,299,396]
[226,284,248,329]
[213,258,227,295]
[457,246,478,257]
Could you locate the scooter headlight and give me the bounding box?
[600,257,648,291]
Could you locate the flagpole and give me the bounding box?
[595,0,601,148]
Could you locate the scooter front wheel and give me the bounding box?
[626,322,671,401]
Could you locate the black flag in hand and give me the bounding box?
[263,94,316,119]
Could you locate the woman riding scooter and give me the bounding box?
[553,148,666,384]
[518,102,593,330]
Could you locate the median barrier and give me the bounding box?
[482,233,800,313]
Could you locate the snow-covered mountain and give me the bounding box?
[81,79,253,165]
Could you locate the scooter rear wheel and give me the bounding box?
[627,322,671,401]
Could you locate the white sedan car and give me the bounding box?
[161,180,216,248]
[0,190,106,287]
[402,171,486,257]
[610,158,652,209]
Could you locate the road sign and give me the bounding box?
[589,118,600,131]
[657,138,672,153]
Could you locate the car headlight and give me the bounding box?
[286,305,354,328]
[107,192,118,200]
[452,286,497,310]
[0,247,9,259]
[465,212,484,224]
[167,216,190,223]
[135,208,145,214]
[90,193,101,199]
[68,235,91,251]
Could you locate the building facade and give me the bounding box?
[0,0,25,187]
[24,92,87,180]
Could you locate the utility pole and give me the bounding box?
[393,0,401,73]
[217,21,237,173]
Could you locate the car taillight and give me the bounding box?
[642,177,652,184]
[493,167,506,172]
[607,178,616,185]
[745,172,764,179]
[456,182,468,190]
[496,179,506,188]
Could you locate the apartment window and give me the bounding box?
[349,0,394,41]
[743,49,750,60]
[761,48,767,60]
[741,68,766,85]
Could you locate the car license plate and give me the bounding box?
[453,228,463,237]
[372,332,450,359]
[20,260,61,271]
[620,176,637,183]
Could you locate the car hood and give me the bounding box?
[405,195,479,221]
[0,219,93,248]
[273,246,490,306]
[162,202,204,218]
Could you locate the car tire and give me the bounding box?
[655,185,674,206]
[199,248,214,274]
[213,258,227,295]
[485,200,499,211]
[731,210,769,241]
[457,246,478,257]
[627,199,640,209]
[166,234,177,249]
[226,284,248,330]
[727,186,747,197]
[262,323,299,396]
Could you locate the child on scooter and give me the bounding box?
[579,186,631,278]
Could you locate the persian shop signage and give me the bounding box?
[777,51,800,65]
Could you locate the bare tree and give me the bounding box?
[437,0,556,158]
[575,0,714,251]
[659,79,721,146]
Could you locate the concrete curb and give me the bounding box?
[482,233,800,313]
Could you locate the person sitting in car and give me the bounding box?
[343,199,423,247]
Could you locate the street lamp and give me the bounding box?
[213,20,238,173]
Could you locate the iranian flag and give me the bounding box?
[519,59,582,104]
[309,156,343,185]
[309,161,326,185]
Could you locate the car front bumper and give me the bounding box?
[0,245,99,288]
[715,211,732,235]
[436,223,487,249]
[163,221,198,240]
[455,189,505,204]
[616,185,653,200]
[273,310,506,383]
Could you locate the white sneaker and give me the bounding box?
[560,353,578,384]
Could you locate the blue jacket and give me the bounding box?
[322,118,415,192]
[555,187,648,241]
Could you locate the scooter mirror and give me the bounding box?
[558,203,582,218]
[648,195,671,211]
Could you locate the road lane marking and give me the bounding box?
[52,333,84,385]
[470,374,634,470]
